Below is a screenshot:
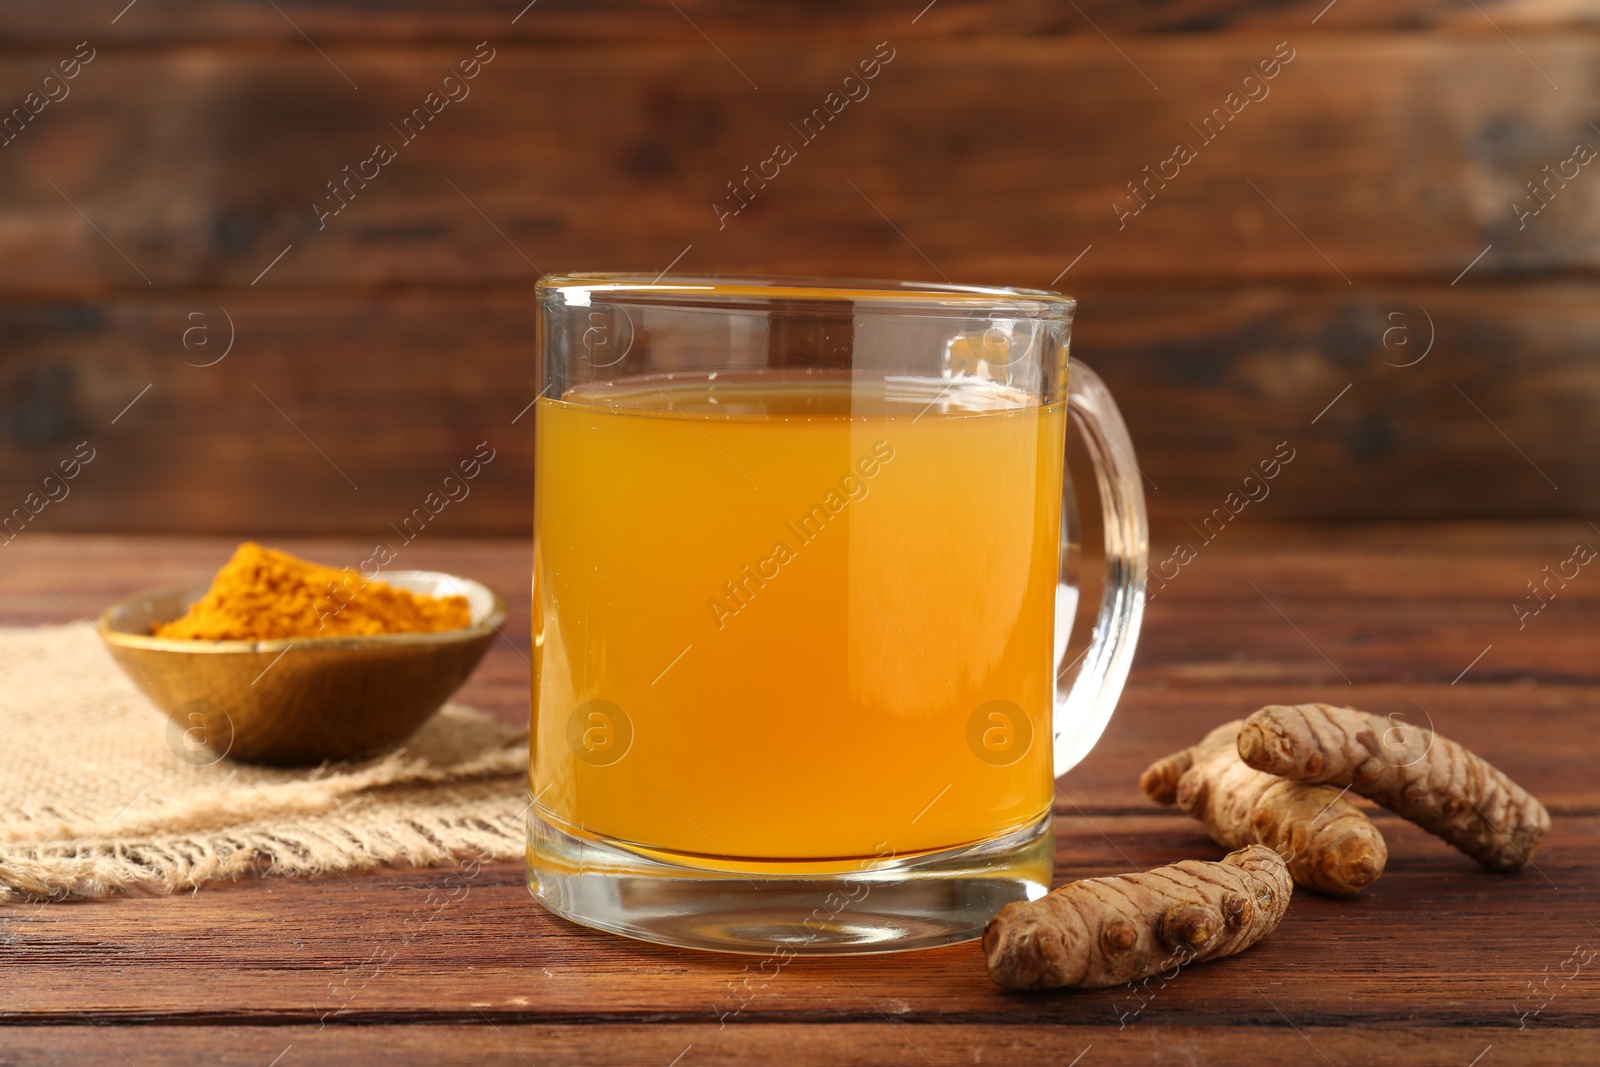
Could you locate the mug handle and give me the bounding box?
[1053,359,1149,778]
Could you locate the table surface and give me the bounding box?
[1,524,1596,1065]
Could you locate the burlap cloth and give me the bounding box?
[0,623,528,901]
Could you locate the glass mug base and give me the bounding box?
[526,808,1055,955]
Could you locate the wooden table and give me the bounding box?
[2,524,1596,1065]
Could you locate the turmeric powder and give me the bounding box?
[154,542,471,640]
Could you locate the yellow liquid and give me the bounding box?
[532,372,1064,862]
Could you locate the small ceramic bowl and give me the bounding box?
[97,571,509,765]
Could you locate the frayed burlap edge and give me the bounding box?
[0,778,528,902]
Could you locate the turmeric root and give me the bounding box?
[1238,703,1551,871]
[1141,720,1387,895]
[982,844,1292,990]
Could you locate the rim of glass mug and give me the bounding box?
[536,272,1078,312]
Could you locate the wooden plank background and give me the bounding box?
[1,1,1596,534]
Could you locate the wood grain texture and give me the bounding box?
[1,0,1592,45]
[0,1026,1591,1067]
[0,818,1592,1024]
[0,526,1595,1063]
[0,39,1594,293]
[1,283,1596,535]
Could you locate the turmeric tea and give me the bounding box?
[154,542,471,640]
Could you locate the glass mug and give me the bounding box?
[529,275,1147,954]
